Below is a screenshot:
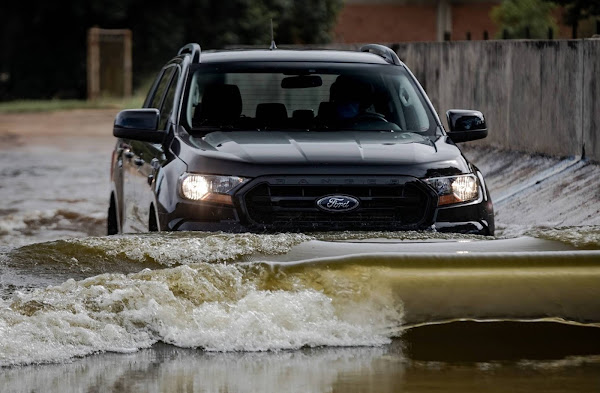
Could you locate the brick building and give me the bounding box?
[333,0,549,43]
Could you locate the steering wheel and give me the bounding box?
[354,112,388,123]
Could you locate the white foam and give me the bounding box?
[0,263,401,366]
[526,226,600,249]
[75,232,313,266]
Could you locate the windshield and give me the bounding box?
[181,62,438,136]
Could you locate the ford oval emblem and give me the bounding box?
[316,195,360,213]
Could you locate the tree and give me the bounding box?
[0,0,344,100]
[545,0,600,37]
[276,0,344,44]
[491,0,558,39]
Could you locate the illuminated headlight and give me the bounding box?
[180,173,247,204]
[424,174,479,206]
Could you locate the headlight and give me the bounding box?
[424,174,479,206]
[180,173,247,204]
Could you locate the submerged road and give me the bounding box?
[0,110,599,392]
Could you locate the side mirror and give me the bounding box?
[113,109,165,143]
[446,109,488,143]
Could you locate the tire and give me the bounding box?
[149,204,159,232]
[107,196,119,235]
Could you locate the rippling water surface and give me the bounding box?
[1,134,599,392]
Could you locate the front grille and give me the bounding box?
[240,176,436,231]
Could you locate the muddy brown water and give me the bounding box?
[1,110,599,392]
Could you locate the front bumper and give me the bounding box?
[434,198,495,235]
[163,201,494,235]
[160,176,494,235]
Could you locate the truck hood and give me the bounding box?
[189,131,460,165]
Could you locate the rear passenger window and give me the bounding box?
[158,69,180,130]
[149,67,176,110]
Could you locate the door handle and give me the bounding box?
[134,158,145,166]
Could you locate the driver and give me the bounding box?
[329,75,376,122]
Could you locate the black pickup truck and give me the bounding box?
[109,43,494,235]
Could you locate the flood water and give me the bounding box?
[0,125,599,392]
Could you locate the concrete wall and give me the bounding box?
[391,39,600,161]
[583,40,600,162]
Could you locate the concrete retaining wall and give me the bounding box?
[392,39,600,161]
[583,40,600,162]
[325,40,600,161]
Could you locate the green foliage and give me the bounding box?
[492,0,559,38]
[545,0,600,26]
[276,0,345,44]
[0,0,343,100]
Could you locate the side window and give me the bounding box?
[149,66,176,110]
[158,69,180,130]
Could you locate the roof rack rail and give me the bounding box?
[360,44,401,66]
[178,43,201,62]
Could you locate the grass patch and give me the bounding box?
[0,96,145,114]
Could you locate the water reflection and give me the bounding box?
[2,338,600,393]
[0,345,401,393]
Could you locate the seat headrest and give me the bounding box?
[330,75,373,103]
[291,109,314,128]
[292,109,314,121]
[317,102,335,119]
[256,103,288,127]
[197,84,242,125]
